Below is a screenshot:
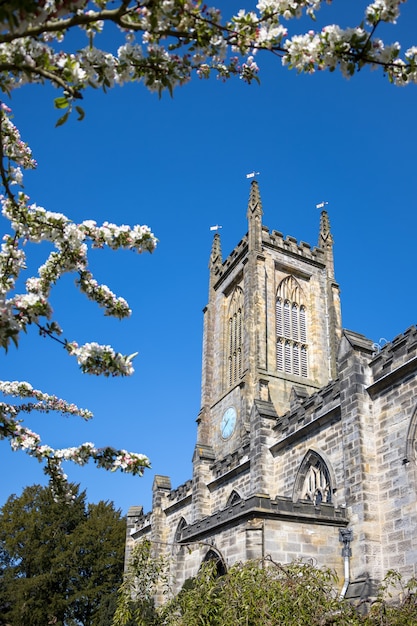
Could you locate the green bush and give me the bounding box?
[159,558,359,626]
[116,547,417,626]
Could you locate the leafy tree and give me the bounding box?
[159,558,360,626]
[0,1,415,494]
[117,551,417,626]
[0,483,126,626]
[364,570,417,626]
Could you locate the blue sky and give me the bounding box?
[1,2,417,515]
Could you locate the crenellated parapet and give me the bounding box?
[167,479,193,504]
[128,510,152,539]
[128,481,194,540]
[368,325,417,396]
[210,444,250,480]
[213,226,328,288]
[271,380,341,455]
[277,379,340,428]
[211,235,248,287]
[371,325,417,373]
[264,228,326,265]
[179,493,348,544]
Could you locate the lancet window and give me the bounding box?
[203,549,227,577]
[227,287,243,387]
[276,276,308,377]
[174,517,188,542]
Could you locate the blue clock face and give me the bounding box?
[221,406,237,439]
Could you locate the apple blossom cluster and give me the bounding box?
[46,443,150,475]
[0,0,414,103]
[256,0,323,19]
[0,380,93,418]
[0,94,156,490]
[0,190,156,356]
[366,0,406,25]
[0,380,150,499]
[66,342,138,376]
[0,104,37,181]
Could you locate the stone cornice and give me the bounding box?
[164,494,193,515]
[179,494,348,543]
[207,459,250,491]
[270,405,341,455]
[367,355,417,397]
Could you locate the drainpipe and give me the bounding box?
[339,528,353,600]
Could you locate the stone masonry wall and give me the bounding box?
[368,326,417,581]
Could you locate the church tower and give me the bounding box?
[127,182,369,598]
[196,180,342,463]
[128,182,417,600]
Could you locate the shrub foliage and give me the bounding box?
[115,544,417,626]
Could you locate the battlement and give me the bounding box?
[179,493,347,543]
[168,479,193,503]
[263,227,325,264]
[213,223,327,288]
[366,326,417,397]
[271,380,340,454]
[129,510,152,535]
[370,326,417,375]
[279,379,340,425]
[213,235,248,285]
[210,444,250,479]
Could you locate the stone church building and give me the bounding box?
[126,181,417,601]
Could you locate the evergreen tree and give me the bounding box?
[70,501,127,626]
[0,484,125,626]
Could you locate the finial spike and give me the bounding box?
[210,231,222,268]
[247,179,263,216]
[247,180,263,252]
[318,203,334,256]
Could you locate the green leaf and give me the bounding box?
[75,106,85,122]
[55,111,70,127]
[54,96,69,110]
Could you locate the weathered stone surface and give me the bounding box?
[126,182,417,602]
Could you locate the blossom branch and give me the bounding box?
[0,381,150,499]
[0,0,414,496]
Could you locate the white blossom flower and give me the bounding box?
[0,0,414,497]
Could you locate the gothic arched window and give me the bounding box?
[294,450,332,505]
[227,287,244,387]
[302,461,331,504]
[226,490,242,507]
[174,517,188,542]
[405,403,417,466]
[203,549,227,577]
[276,276,308,377]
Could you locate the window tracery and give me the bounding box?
[227,287,244,387]
[276,276,308,377]
[300,455,332,505]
